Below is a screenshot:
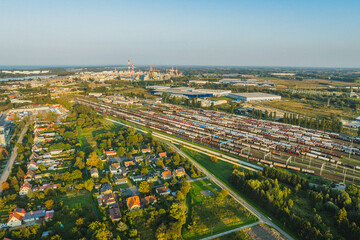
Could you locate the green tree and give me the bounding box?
[116,221,128,232]
[139,181,151,194]
[84,179,94,192]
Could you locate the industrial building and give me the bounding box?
[150,87,231,99]
[219,78,275,87]
[227,92,281,102]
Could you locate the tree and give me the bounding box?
[87,221,111,240]
[50,235,63,240]
[210,156,218,163]
[84,179,94,192]
[139,181,151,194]
[76,218,84,226]
[71,170,83,180]
[126,152,132,160]
[117,147,125,156]
[116,221,128,232]
[1,182,9,191]
[17,167,25,180]
[180,182,191,195]
[157,159,165,168]
[337,208,347,224]
[86,152,100,168]
[45,199,54,210]
[74,157,85,170]
[141,168,149,175]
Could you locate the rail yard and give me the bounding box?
[77,98,360,184]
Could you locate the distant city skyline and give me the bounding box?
[0,0,359,68]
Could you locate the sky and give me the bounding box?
[0,0,359,68]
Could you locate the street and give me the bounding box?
[0,123,29,193]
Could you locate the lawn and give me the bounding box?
[190,179,220,204]
[181,148,236,185]
[58,191,94,210]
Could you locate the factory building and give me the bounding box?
[150,87,231,99]
[227,92,281,102]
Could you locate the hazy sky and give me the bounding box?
[0,0,359,67]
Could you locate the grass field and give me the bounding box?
[58,191,94,210]
[261,100,356,119]
[190,179,220,204]
[183,178,257,240]
[181,148,237,185]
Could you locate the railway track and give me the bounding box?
[77,98,360,184]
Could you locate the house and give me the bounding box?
[141,195,157,206]
[119,167,127,176]
[110,163,121,174]
[134,156,143,162]
[159,152,167,158]
[108,157,121,163]
[131,175,144,182]
[156,186,171,195]
[104,150,117,157]
[19,182,32,196]
[146,174,158,183]
[100,183,112,195]
[35,174,42,181]
[23,210,46,224]
[29,152,39,161]
[7,208,25,227]
[24,170,36,182]
[50,149,62,155]
[32,184,57,192]
[45,210,54,222]
[90,168,99,178]
[174,167,186,178]
[162,170,172,180]
[114,177,128,185]
[124,161,136,168]
[94,183,101,189]
[27,160,39,171]
[127,196,141,211]
[109,207,121,221]
[101,193,117,206]
[141,147,151,154]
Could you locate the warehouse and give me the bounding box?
[227,92,281,102]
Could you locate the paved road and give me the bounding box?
[0,124,29,193]
[200,221,260,240]
[107,118,293,240]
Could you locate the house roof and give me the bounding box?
[124,161,135,167]
[162,170,172,179]
[175,167,186,176]
[142,195,157,205]
[8,208,25,223]
[45,210,54,218]
[109,207,121,220]
[127,196,140,209]
[100,183,112,194]
[159,152,167,157]
[24,210,46,220]
[20,182,32,191]
[102,193,116,204]
[156,186,170,194]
